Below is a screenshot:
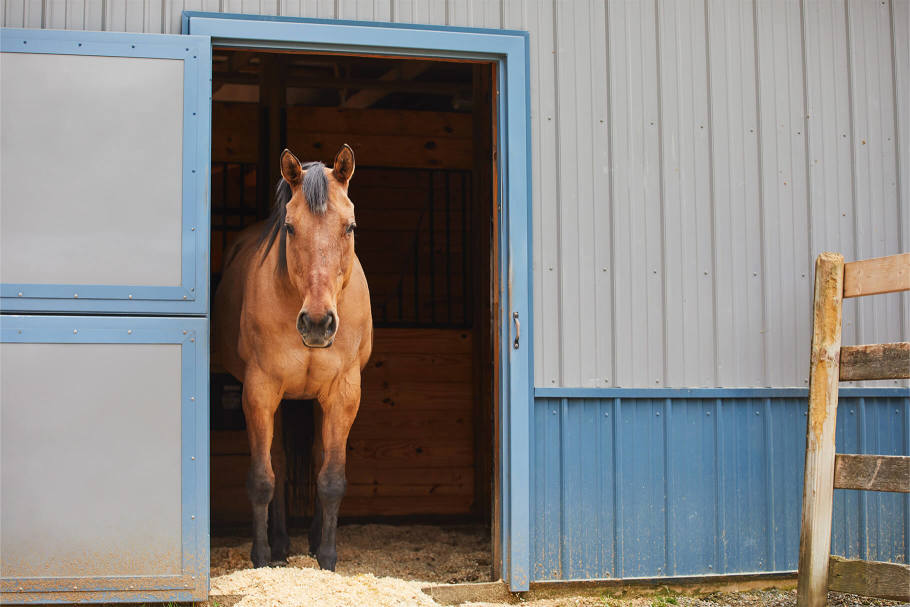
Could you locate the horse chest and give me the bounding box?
[272,343,343,399]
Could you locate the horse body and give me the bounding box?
[213,145,371,571]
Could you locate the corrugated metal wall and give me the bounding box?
[532,394,909,580]
[4,0,907,389]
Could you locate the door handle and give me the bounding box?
[513,312,520,349]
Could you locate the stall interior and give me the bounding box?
[208,49,497,537]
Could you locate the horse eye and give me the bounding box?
[285,223,295,235]
[346,222,357,235]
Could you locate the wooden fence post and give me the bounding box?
[796,252,845,607]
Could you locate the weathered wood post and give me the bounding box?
[796,252,844,607]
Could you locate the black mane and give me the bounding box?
[258,161,328,271]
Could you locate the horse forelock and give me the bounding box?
[258,162,329,273]
[301,162,328,215]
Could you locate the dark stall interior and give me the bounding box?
[208,49,498,533]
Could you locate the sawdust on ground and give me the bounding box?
[208,525,903,607]
[211,523,491,582]
[209,524,489,607]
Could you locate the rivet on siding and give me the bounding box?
[191,396,195,401]
[849,409,854,414]
[191,515,195,520]
[17,330,22,334]
[552,410,557,415]
[18,291,23,297]
[191,288,195,292]
[755,411,760,415]
[74,293,79,298]
[183,330,187,335]
[191,456,196,460]
[129,294,133,299]
[191,226,196,231]
[73,329,78,334]
[190,337,195,342]
[128,330,132,335]
[183,295,187,299]
[706,411,711,416]
[604,412,609,417]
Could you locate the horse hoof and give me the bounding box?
[316,550,337,571]
[271,541,290,563]
[251,544,271,568]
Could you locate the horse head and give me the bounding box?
[277,145,356,348]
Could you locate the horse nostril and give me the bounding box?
[326,311,337,335]
[297,312,309,334]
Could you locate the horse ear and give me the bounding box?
[333,144,355,184]
[280,149,303,186]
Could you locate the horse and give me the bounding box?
[213,144,372,571]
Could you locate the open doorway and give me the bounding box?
[208,48,499,582]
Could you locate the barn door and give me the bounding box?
[0,29,210,315]
[0,29,211,604]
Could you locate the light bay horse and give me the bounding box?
[213,144,372,570]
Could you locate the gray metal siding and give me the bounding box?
[5,0,906,388]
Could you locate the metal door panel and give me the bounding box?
[0,315,209,603]
[0,29,210,315]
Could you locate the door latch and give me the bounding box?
[513,312,520,349]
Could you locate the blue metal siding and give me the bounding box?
[531,393,910,581]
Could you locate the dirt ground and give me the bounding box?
[207,524,904,607]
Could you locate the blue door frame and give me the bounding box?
[184,12,535,590]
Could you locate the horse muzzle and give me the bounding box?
[297,309,337,348]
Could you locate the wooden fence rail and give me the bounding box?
[796,251,910,607]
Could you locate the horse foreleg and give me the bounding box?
[267,406,290,564]
[308,408,324,556]
[314,373,360,571]
[242,371,282,568]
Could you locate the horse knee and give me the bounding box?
[316,469,346,506]
[246,469,275,505]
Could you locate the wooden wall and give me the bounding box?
[211,327,476,525]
